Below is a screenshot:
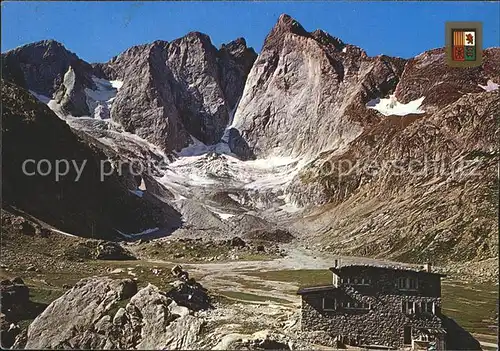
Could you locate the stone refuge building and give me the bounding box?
[297,260,448,350]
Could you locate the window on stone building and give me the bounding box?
[341,300,370,310]
[322,297,336,311]
[397,277,418,290]
[343,277,371,285]
[360,277,371,285]
[421,301,434,314]
[402,301,415,314]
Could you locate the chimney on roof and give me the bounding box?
[424,262,432,272]
[334,258,342,268]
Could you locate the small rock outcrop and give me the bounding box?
[215,330,294,350]
[13,276,209,349]
[95,241,136,260]
[168,265,211,311]
[0,278,33,348]
[243,229,294,244]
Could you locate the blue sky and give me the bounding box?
[2,1,499,63]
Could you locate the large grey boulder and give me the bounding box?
[95,241,136,260]
[14,277,206,350]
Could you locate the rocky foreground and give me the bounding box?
[6,272,324,350]
[12,275,207,349]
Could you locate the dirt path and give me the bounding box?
[141,246,423,304]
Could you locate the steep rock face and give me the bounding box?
[291,90,499,264]
[4,36,257,154]
[230,14,406,159]
[1,40,95,116]
[100,41,190,153]
[96,35,257,153]
[166,32,227,145]
[14,278,206,350]
[53,65,95,117]
[218,38,259,112]
[394,47,500,113]
[1,80,179,239]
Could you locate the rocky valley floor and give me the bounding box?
[1,216,497,349]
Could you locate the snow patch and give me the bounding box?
[110,80,124,89]
[29,90,51,104]
[175,135,235,158]
[129,189,144,198]
[29,92,70,119]
[366,94,425,116]
[47,99,69,119]
[116,227,159,239]
[279,201,303,214]
[478,80,499,92]
[211,210,235,220]
[85,77,120,119]
[138,178,147,191]
[36,77,124,121]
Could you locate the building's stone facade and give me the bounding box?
[298,264,447,349]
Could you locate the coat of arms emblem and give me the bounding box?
[446,22,482,67]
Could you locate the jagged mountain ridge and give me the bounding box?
[3,34,257,154]
[2,14,498,263]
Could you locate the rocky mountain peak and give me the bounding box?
[220,37,255,58]
[310,29,346,51]
[8,39,71,57]
[394,47,500,112]
[2,39,90,97]
[263,14,310,51]
[36,39,67,51]
[275,14,308,34]
[229,13,407,159]
[221,37,246,49]
[183,31,211,42]
[169,32,216,56]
